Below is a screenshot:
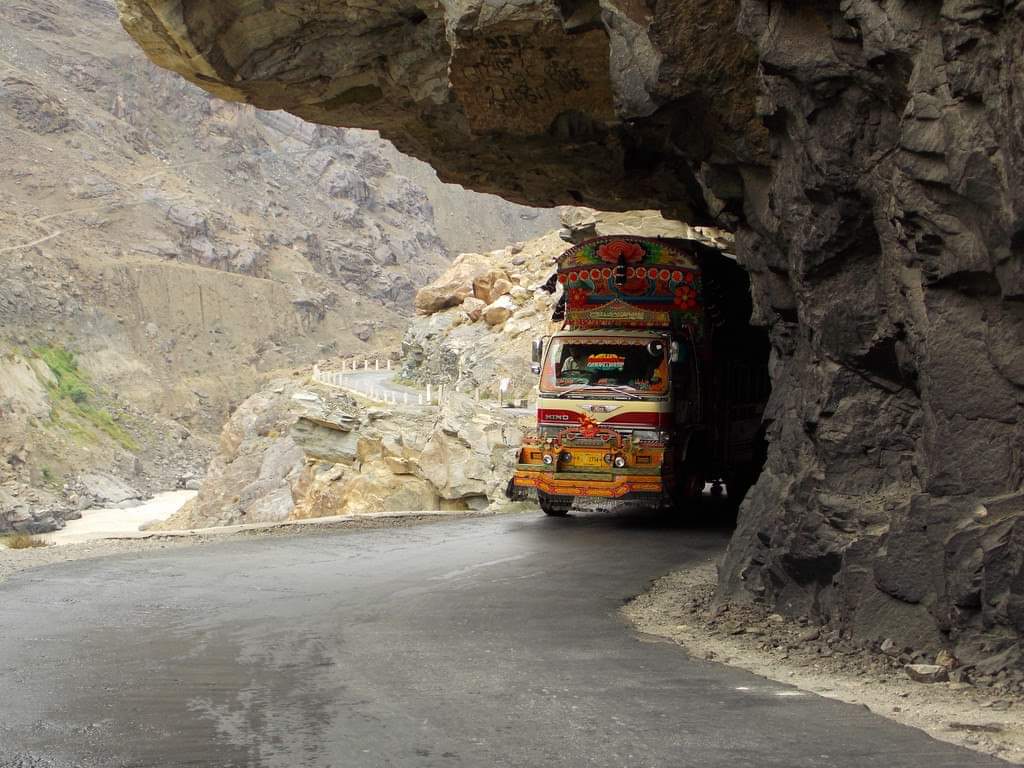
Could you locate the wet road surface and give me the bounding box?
[0,511,1009,767]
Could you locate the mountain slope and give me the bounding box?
[0,0,557,531]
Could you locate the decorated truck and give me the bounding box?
[509,236,770,516]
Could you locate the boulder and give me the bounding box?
[78,473,140,506]
[298,459,440,517]
[414,252,496,315]
[472,269,512,304]
[905,664,950,684]
[414,281,471,315]
[482,296,516,327]
[461,296,486,322]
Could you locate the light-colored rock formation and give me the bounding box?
[162,375,528,529]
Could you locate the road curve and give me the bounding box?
[0,512,1007,768]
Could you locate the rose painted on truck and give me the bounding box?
[568,287,589,308]
[674,285,698,311]
[597,240,645,266]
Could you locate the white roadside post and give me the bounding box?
[426,383,432,404]
[499,378,511,409]
[375,359,380,371]
[364,360,369,372]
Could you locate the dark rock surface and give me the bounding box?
[117,1,1024,669]
[718,0,1024,675]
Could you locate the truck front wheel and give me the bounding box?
[538,492,572,517]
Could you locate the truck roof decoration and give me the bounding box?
[557,236,703,332]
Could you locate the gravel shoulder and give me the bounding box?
[625,560,1024,765]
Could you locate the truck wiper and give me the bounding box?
[553,384,592,398]
[553,384,642,400]
[604,385,643,400]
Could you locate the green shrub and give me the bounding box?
[33,345,137,451]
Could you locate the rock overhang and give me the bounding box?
[115,0,764,221]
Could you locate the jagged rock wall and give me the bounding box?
[118,1,1024,668]
[720,1,1024,671]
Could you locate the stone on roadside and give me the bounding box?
[482,295,515,326]
[935,649,959,669]
[905,664,949,684]
[949,668,973,685]
[489,277,513,300]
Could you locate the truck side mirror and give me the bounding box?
[531,338,545,374]
[670,341,680,363]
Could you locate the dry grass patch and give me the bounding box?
[1,532,49,549]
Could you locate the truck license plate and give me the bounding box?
[572,452,606,468]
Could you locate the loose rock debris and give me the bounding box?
[624,561,1024,764]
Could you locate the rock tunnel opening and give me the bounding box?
[689,241,771,518]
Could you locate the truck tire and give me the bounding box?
[538,492,572,517]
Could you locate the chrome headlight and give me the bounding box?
[560,451,572,462]
[631,429,669,443]
[613,456,627,468]
[542,454,554,465]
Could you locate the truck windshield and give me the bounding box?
[540,337,669,395]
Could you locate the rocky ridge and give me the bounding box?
[117,0,1024,671]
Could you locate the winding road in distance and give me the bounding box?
[0,512,1008,767]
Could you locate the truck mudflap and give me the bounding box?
[511,465,667,500]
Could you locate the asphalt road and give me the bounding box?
[0,512,1008,768]
[342,370,423,402]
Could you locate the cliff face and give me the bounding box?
[723,1,1024,670]
[117,1,1024,667]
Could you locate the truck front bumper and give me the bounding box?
[511,465,667,499]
